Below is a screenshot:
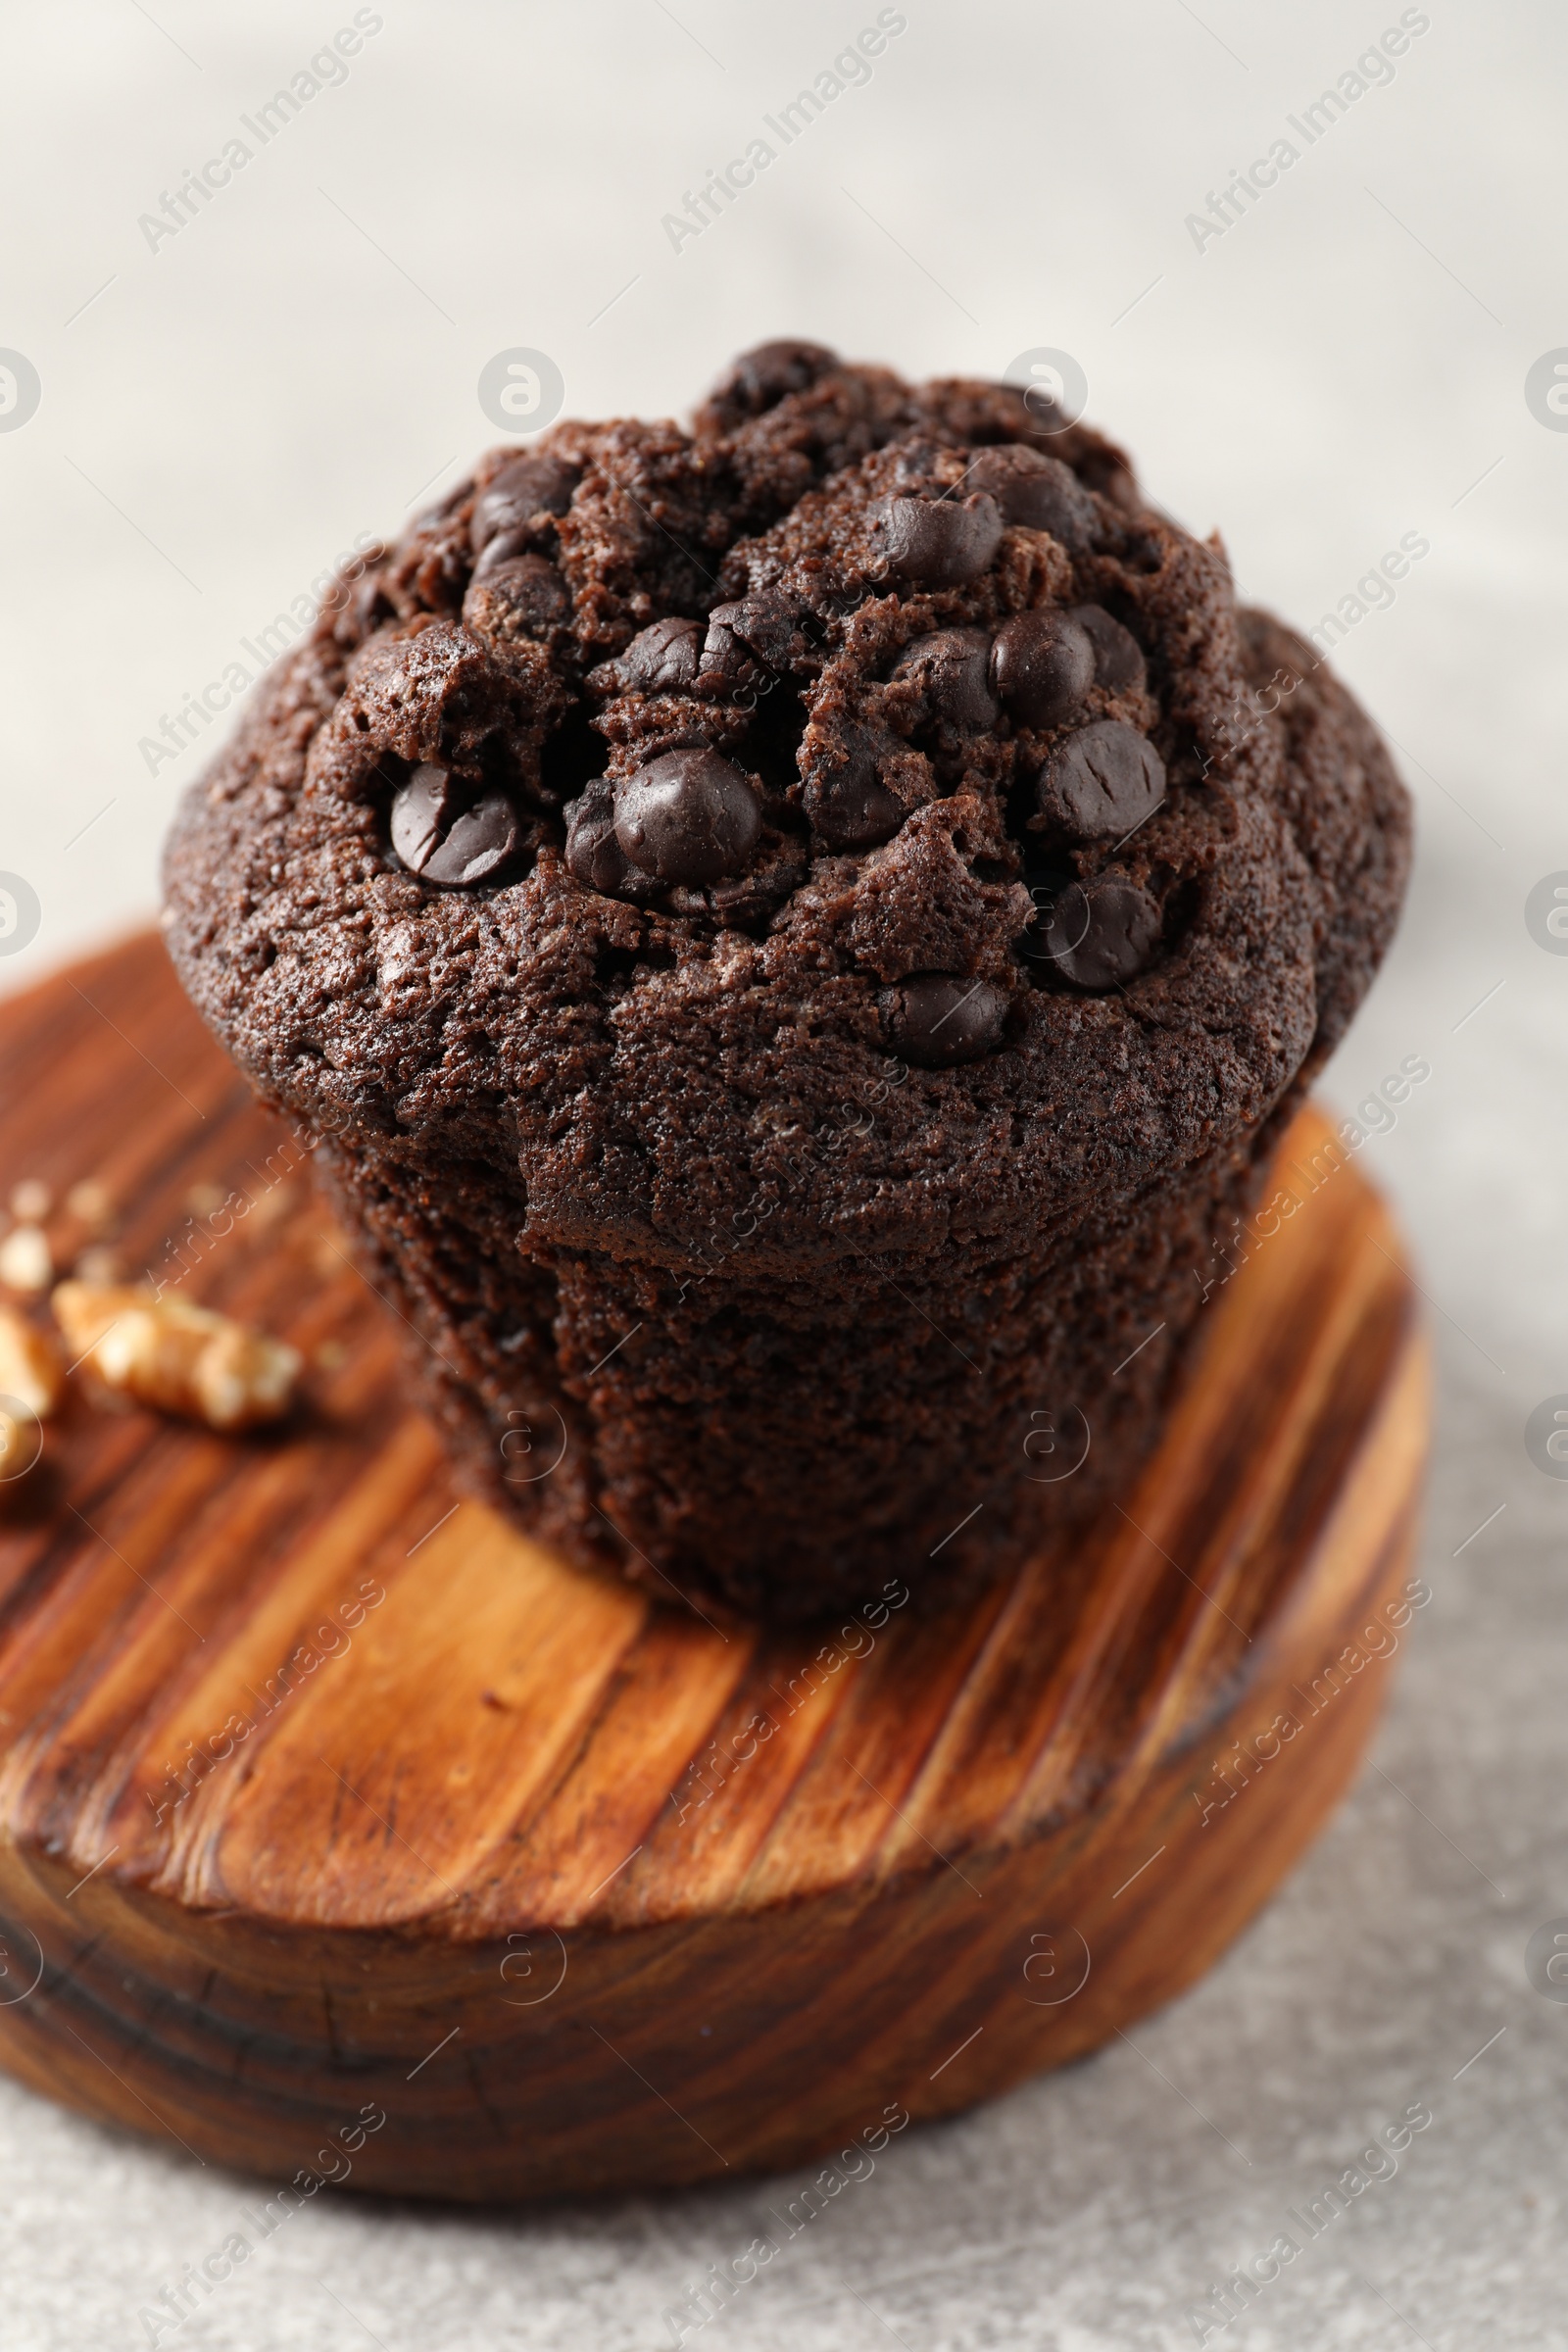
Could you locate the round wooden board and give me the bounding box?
[0,935,1428,2201]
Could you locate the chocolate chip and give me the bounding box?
[424,793,521,885]
[882,974,1006,1068]
[806,725,904,850]
[462,554,569,643]
[702,588,815,681]
[991,611,1096,731]
[470,454,579,558]
[1035,877,1159,990]
[389,762,457,871]
[963,448,1098,552]
[390,763,519,887]
[471,527,533,581]
[1036,719,1165,842]
[1070,604,1146,692]
[821,788,904,852]
[619,616,704,694]
[872,493,1004,587]
[614,749,761,885]
[698,609,761,691]
[565,789,642,897]
[893,628,1000,729]
[713,339,838,416]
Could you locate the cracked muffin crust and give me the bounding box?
[163,341,1411,1619]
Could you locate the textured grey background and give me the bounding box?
[1,1,1565,2345]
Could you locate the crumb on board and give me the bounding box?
[0,1227,52,1295]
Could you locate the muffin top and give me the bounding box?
[163,342,1409,1271]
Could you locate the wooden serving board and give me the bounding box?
[0,935,1427,2200]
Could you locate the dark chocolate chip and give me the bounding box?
[702,588,815,680]
[1070,604,1146,692]
[1036,719,1165,842]
[470,454,579,557]
[619,616,705,694]
[614,749,761,885]
[697,609,761,691]
[991,611,1096,731]
[713,339,838,416]
[963,447,1099,552]
[423,793,520,886]
[565,791,642,897]
[893,628,1000,729]
[389,762,460,872]
[872,493,1004,587]
[1036,877,1159,990]
[882,973,1006,1068]
[462,554,569,642]
[390,763,519,887]
[807,726,905,850]
[472,527,529,582]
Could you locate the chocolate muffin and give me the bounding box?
[163,342,1410,1619]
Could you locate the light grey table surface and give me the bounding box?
[1,3,1564,2344]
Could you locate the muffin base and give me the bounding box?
[310,1084,1311,1620]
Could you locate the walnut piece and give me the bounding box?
[0,1305,65,1419]
[52,1283,301,1432]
